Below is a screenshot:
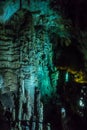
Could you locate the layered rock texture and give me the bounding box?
[0,0,87,130]
[0,1,61,129]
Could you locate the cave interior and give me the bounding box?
[0,0,87,130]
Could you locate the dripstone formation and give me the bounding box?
[0,7,58,130]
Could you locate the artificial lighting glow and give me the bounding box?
[79,99,84,107]
[0,1,19,22]
[65,72,69,82]
[61,107,66,118]
[61,107,66,113]
[57,66,87,83]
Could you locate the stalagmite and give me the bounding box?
[34,87,41,129]
[38,102,43,130]
[31,116,36,130]
[61,107,69,130]
[12,108,15,121]
[46,123,51,130]
[18,87,23,121]
[35,87,41,115]
[18,122,22,130]
[26,92,32,120]
[34,87,44,130]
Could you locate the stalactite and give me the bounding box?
[20,0,22,9]
[28,0,30,5]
